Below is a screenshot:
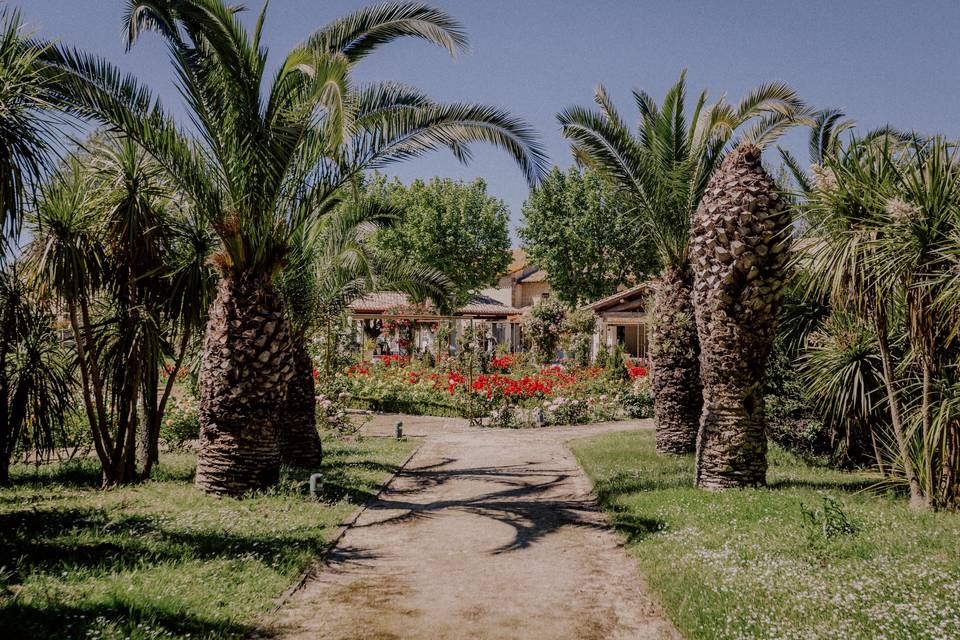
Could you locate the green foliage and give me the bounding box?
[521,296,566,364]
[573,429,960,640]
[159,400,200,450]
[519,167,657,305]
[594,342,609,368]
[620,385,653,419]
[366,175,512,305]
[800,495,860,542]
[606,344,630,383]
[559,71,808,270]
[562,307,596,367]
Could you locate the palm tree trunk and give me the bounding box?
[196,275,294,496]
[278,335,323,469]
[649,265,702,454]
[690,144,791,489]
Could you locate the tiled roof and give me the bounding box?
[517,268,548,283]
[348,292,521,317]
[580,282,653,312]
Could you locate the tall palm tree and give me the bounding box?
[690,144,793,488]
[558,71,807,454]
[43,0,545,495]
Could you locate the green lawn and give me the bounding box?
[571,430,960,640]
[0,434,417,640]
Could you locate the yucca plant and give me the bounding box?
[27,137,212,485]
[799,133,926,505]
[42,0,544,494]
[559,70,808,454]
[797,310,887,466]
[0,266,74,484]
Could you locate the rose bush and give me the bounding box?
[338,353,648,427]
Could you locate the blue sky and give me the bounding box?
[15,1,960,235]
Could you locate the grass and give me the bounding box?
[0,433,417,640]
[571,430,960,640]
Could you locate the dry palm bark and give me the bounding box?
[650,267,702,454]
[196,276,294,495]
[278,338,323,469]
[690,144,792,489]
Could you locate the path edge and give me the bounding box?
[269,437,423,614]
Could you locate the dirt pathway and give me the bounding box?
[269,416,678,640]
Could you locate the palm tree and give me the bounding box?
[276,195,451,469]
[44,0,545,495]
[689,144,793,488]
[0,8,58,249]
[558,71,807,454]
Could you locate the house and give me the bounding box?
[580,282,652,359]
[346,291,521,356]
[480,248,552,310]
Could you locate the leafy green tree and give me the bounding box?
[519,167,656,305]
[366,175,511,305]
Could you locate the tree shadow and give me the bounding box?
[767,477,885,494]
[349,459,611,554]
[0,507,331,584]
[606,504,667,543]
[0,600,258,640]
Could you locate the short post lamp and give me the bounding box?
[395,420,403,439]
[309,473,323,500]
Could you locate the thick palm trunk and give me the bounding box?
[196,275,294,496]
[690,144,791,489]
[650,266,702,454]
[278,337,323,469]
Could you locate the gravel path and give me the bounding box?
[269,416,678,640]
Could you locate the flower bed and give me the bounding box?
[332,353,651,427]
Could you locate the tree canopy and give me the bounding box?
[365,174,511,305]
[519,166,657,305]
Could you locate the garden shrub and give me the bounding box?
[522,297,566,363]
[159,400,200,450]
[545,396,590,425]
[620,381,653,419]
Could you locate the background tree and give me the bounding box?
[559,70,807,454]
[367,174,511,305]
[519,166,657,305]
